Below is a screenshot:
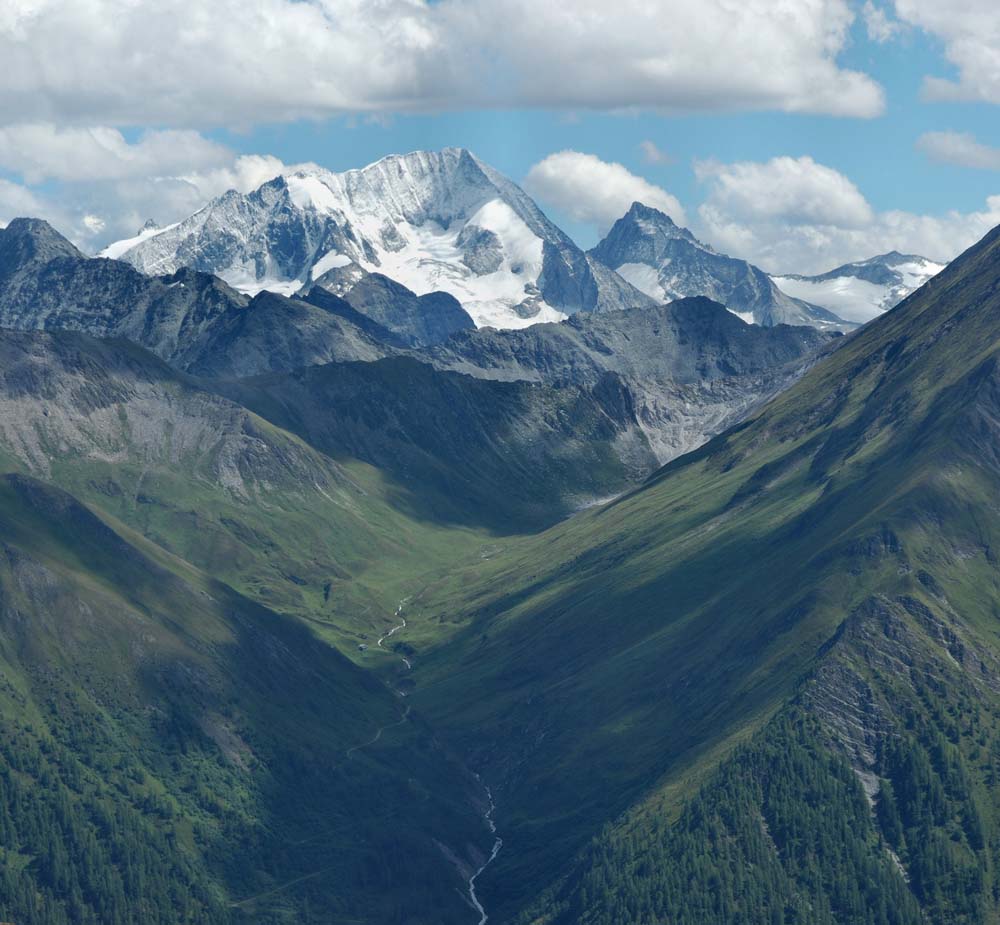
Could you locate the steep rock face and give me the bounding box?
[104,148,655,329]
[590,201,852,330]
[803,592,1000,799]
[175,289,396,377]
[773,251,945,323]
[0,218,243,356]
[0,216,84,271]
[421,297,836,461]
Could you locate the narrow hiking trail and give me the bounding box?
[345,704,412,758]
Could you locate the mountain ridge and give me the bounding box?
[590,200,854,330]
[0,217,403,376]
[420,296,836,461]
[402,218,1000,922]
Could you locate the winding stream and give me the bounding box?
[375,601,505,922]
[468,777,503,924]
[376,603,408,665]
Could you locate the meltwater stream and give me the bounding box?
[468,778,503,924]
[378,601,503,922]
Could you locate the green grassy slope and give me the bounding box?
[0,473,488,925]
[0,331,496,657]
[403,224,1000,920]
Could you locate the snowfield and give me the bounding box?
[773,256,944,323]
[616,262,666,302]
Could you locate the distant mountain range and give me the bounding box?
[2,217,832,475]
[589,201,853,330]
[773,251,945,323]
[102,146,944,336]
[99,147,944,338]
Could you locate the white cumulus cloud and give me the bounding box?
[694,154,1000,273]
[0,0,884,125]
[862,2,903,43]
[80,153,296,246]
[0,179,48,227]
[0,144,293,250]
[695,156,874,229]
[0,124,233,184]
[893,0,1000,104]
[452,0,884,117]
[524,151,687,233]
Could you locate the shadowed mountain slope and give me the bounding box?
[0,473,487,925]
[421,296,835,460]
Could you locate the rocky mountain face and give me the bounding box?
[302,270,475,348]
[421,296,836,461]
[0,320,652,537]
[773,250,945,323]
[104,148,655,329]
[0,218,397,376]
[220,357,657,529]
[590,201,853,330]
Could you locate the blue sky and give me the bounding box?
[3,0,1000,273]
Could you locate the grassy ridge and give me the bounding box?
[402,225,1000,919]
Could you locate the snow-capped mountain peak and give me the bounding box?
[590,202,852,330]
[103,148,649,329]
